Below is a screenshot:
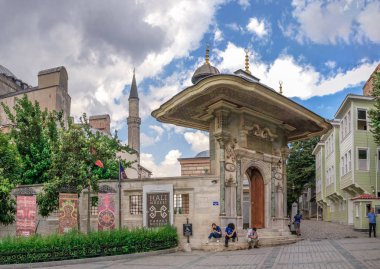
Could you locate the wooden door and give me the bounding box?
[250,169,264,228]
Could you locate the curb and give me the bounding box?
[0,247,179,269]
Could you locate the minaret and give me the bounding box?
[127,69,141,156]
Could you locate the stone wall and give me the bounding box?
[0,175,220,249]
[178,157,211,176]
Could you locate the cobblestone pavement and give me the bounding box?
[11,221,380,269]
[300,219,369,240]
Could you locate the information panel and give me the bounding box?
[146,192,170,227]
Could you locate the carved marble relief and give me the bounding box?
[224,139,237,185]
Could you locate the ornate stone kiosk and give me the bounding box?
[152,52,330,243]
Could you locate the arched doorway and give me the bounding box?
[249,168,265,228]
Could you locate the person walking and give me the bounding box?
[368,207,377,238]
[294,211,302,236]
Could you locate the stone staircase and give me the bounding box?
[201,228,301,251]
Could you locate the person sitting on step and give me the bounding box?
[206,223,222,243]
[246,227,259,249]
[225,223,237,247]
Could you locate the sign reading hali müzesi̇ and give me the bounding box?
[147,192,170,227]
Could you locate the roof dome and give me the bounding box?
[0,65,16,78]
[191,63,220,84]
[191,46,220,84]
[195,150,210,158]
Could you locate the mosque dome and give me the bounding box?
[0,65,16,78]
[191,47,220,84]
[195,150,210,158]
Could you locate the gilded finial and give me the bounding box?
[205,45,210,65]
[245,48,251,74]
[279,81,283,95]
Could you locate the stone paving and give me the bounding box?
[299,219,369,240]
[5,221,380,269]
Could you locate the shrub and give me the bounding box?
[0,226,178,264]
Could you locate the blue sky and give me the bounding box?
[0,0,379,176]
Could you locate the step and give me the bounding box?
[201,235,301,251]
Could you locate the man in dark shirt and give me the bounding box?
[294,211,302,236]
[368,208,377,238]
[225,223,237,247]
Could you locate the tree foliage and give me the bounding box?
[1,95,62,185]
[0,132,20,225]
[37,114,133,217]
[0,170,16,225]
[1,95,134,220]
[368,72,380,145]
[0,131,21,183]
[286,137,319,211]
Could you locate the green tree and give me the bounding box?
[286,137,319,212]
[37,114,133,217]
[368,72,380,144]
[0,170,16,225]
[0,131,21,183]
[0,132,21,225]
[1,95,62,185]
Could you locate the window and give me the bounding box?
[348,150,352,172]
[355,204,359,217]
[174,194,189,214]
[130,195,142,215]
[357,109,367,130]
[344,117,347,136]
[358,148,368,170]
[332,165,334,183]
[344,153,348,175]
[91,196,98,216]
[341,157,344,175]
[348,111,351,133]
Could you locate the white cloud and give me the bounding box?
[140,150,182,177]
[149,125,164,140]
[237,0,250,10]
[357,1,380,43]
[184,131,209,152]
[0,0,226,128]
[225,22,245,33]
[325,61,337,69]
[246,17,268,38]
[216,42,379,99]
[289,0,380,44]
[162,124,190,135]
[140,133,156,147]
[214,28,223,43]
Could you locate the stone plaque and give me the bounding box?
[146,192,170,227]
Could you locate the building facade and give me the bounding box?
[0,65,71,131]
[313,65,380,234]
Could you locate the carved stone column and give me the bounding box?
[236,158,242,216]
[281,146,290,216]
[218,140,226,216]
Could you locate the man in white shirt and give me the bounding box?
[247,227,259,249]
